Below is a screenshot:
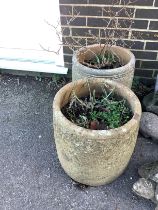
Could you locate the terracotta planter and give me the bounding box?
[72,44,135,88]
[53,78,141,186]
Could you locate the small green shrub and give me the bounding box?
[83,50,121,69]
[62,83,132,130]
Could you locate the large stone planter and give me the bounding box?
[53,78,141,186]
[72,44,135,88]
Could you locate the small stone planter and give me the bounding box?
[72,44,135,88]
[53,78,141,186]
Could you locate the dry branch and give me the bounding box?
[43,0,139,68]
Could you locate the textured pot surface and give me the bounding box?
[53,78,141,186]
[72,45,135,88]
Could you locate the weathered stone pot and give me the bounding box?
[53,78,141,186]
[72,44,135,88]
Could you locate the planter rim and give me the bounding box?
[73,44,135,76]
[53,78,141,140]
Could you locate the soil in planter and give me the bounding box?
[62,89,133,130]
[82,50,122,69]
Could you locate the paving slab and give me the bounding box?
[0,74,158,210]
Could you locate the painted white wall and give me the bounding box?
[0,0,67,73]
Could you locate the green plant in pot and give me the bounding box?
[53,78,142,186]
[72,44,135,88]
[59,1,137,88]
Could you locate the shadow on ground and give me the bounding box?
[0,74,157,210]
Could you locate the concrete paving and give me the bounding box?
[0,74,157,210]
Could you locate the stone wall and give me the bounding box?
[59,0,158,79]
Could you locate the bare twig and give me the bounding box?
[42,0,139,68]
